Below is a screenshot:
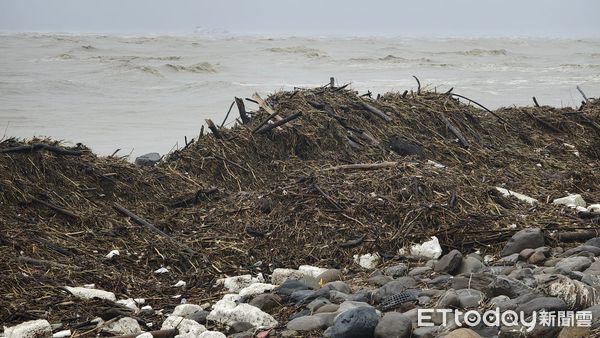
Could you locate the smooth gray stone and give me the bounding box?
[456,289,484,308]
[306,297,330,312]
[249,293,281,313]
[485,275,533,298]
[374,312,412,338]
[134,152,161,166]
[456,256,484,274]
[500,227,544,256]
[515,297,567,315]
[584,237,600,248]
[384,264,408,277]
[437,289,460,308]
[329,306,379,338]
[286,315,327,331]
[555,256,593,274]
[434,250,462,274]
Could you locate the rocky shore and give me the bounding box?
[5,228,600,337]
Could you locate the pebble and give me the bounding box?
[444,328,482,338]
[317,269,343,283]
[384,263,408,277]
[434,249,462,274]
[104,317,141,335]
[554,256,592,273]
[374,312,412,338]
[328,306,379,338]
[286,315,326,331]
[456,256,484,275]
[4,320,52,338]
[249,293,282,313]
[63,286,116,301]
[515,297,567,315]
[500,227,544,256]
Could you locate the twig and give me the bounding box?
[576,86,589,103]
[361,102,392,122]
[17,256,81,270]
[323,161,398,171]
[31,197,79,219]
[532,97,540,108]
[205,119,222,139]
[235,97,250,124]
[446,93,511,126]
[220,100,236,128]
[0,143,82,156]
[439,115,470,147]
[412,75,421,94]
[113,203,195,255]
[255,112,302,134]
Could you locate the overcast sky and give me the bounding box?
[1,0,599,37]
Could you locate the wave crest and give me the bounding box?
[165,62,217,73]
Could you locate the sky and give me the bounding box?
[0,0,599,37]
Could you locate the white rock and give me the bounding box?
[207,301,277,328]
[106,250,120,259]
[239,283,276,298]
[271,268,305,285]
[104,317,141,335]
[52,330,71,338]
[353,253,381,269]
[136,333,153,338]
[140,305,154,313]
[587,204,600,213]
[161,316,206,336]
[63,286,116,301]
[172,304,204,317]
[495,187,538,205]
[4,320,52,338]
[298,265,328,278]
[553,194,586,208]
[410,236,443,259]
[116,298,139,311]
[199,331,226,338]
[217,274,265,293]
[172,280,186,288]
[134,298,145,304]
[221,293,241,303]
[154,267,169,274]
[576,206,588,212]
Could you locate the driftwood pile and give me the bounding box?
[1,82,599,331]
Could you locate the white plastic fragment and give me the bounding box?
[353,253,381,269]
[238,283,276,298]
[298,265,328,278]
[553,194,586,208]
[217,274,265,293]
[161,315,206,336]
[172,280,186,288]
[106,250,120,259]
[154,267,169,274]
[103,317,141,335]
[427,160,446,168]
[271,268,304,285]
[410,236,443,259]
[207,299,277,328]
[587,204,600,213]
[4,319,52,338]
[52,330,71,338]
[495,187,538,205]
[63,286,116,301]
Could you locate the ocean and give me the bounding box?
[1,33,599,158]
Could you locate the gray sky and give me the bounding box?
[1,0,599,37]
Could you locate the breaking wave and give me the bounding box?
[440,49,508,56]
[165,62,217,73]
[265,46,326,58]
